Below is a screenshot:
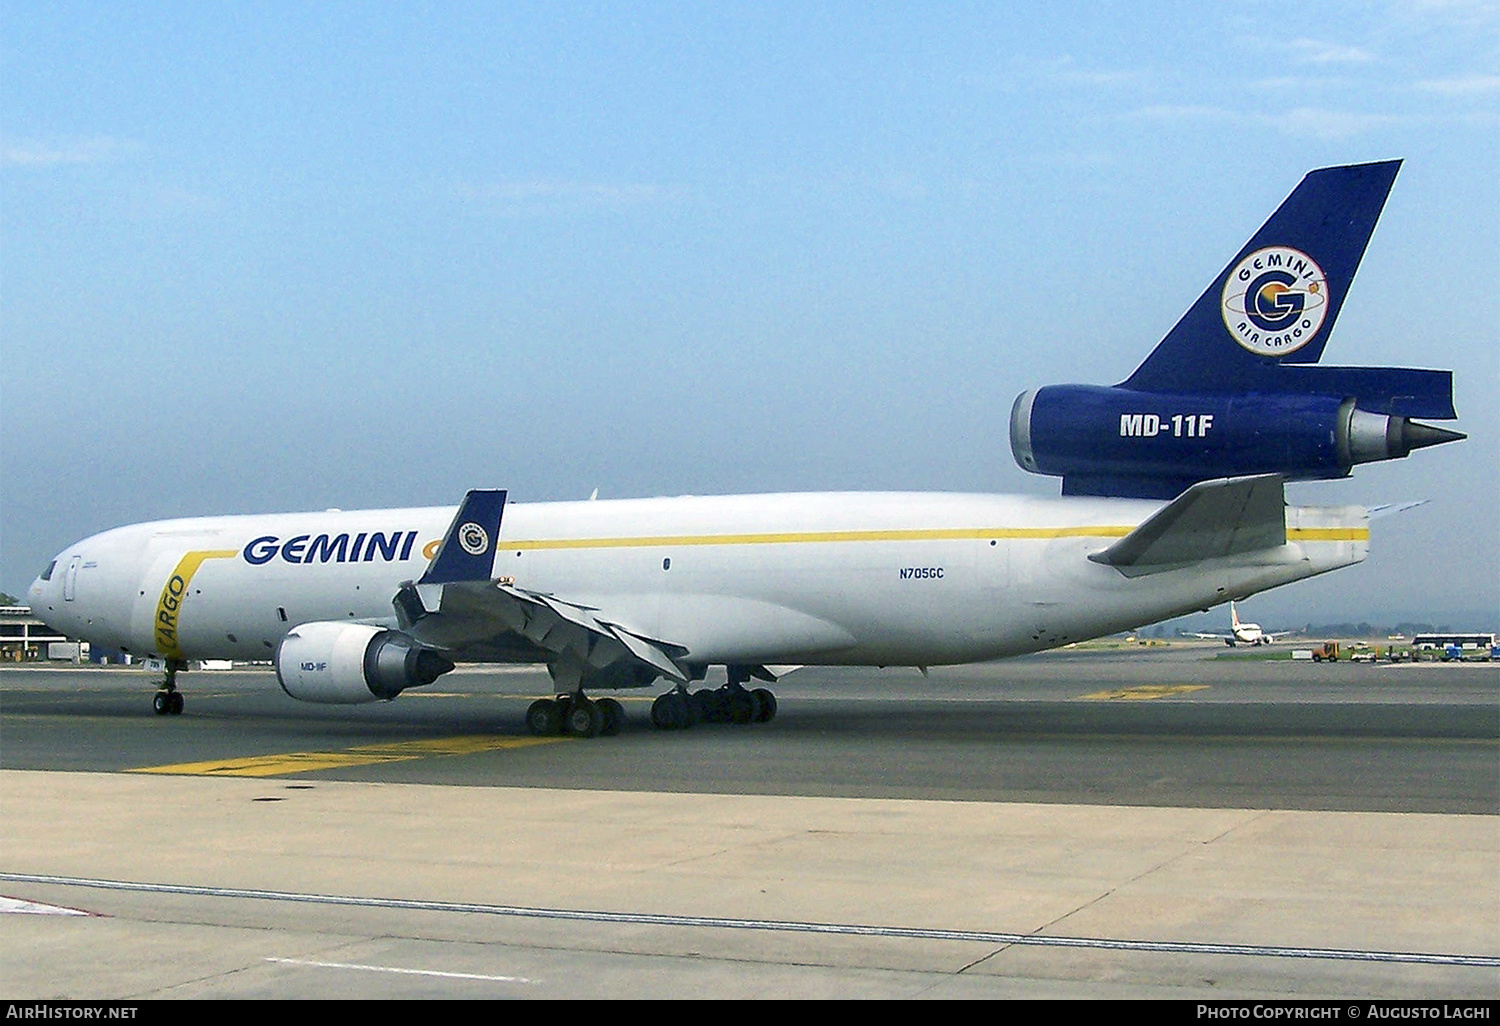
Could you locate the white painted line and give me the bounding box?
[265,957,530,983]
[4,872,1496,969]
[1,894,94,916]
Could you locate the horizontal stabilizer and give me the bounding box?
[1255,365,1457,419]
[1089,475,1286,577]
[418,490,507,586]
[1368,499,1428,519]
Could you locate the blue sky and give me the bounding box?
[3,1,1497,626]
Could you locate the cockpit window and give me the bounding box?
[40,560,56,581]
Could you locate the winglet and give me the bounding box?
[418,490,507,585]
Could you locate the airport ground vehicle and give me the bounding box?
[1311,642,1341,663]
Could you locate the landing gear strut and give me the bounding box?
[152,659,188,716]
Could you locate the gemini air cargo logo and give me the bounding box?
[457,521,489,556]
[1221,246,1329,357]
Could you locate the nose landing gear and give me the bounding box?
[151,659,188,715]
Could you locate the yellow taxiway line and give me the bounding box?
[130,735,565,777]
[1077,685,1210,701]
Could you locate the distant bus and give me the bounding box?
[1411,633,1496,650]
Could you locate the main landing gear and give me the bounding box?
[525,653,626,739]
[650,666,777,731]
[524,662,780,738]
[525,694,625,739]
[151,659,188,716]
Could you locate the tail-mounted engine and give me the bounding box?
[275,621,454,704]
[1010,378,1465,499]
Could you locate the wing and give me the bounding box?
[392,489,689,690]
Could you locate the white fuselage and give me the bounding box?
[1233,623,1267,644]
[28,491,1367,673]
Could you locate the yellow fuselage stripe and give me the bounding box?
[506,526,1135,550]
[153,550,239,660]
[498,525,1367,551]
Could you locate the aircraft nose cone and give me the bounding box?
[25,569,62,631]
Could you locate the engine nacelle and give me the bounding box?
[275,621,454,704]
[1010,384,1464,499]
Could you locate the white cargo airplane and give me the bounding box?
[26,161,1463,737]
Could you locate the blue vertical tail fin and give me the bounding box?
[1122,160,1401,394]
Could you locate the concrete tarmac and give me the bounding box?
[2,649,1497,999]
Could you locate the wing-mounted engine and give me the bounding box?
[275,621,454,704]
[1009,160,1464,500]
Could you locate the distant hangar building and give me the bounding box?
[0,605,87,661]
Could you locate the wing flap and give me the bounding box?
[397,578,687,685]
[1089,474,1287,577]
[394,488,687,687]
[501,585,688,680]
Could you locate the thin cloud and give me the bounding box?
[454,179,687,217]
[1047,62,1148,89]
[1,136,139,169]
[1271,107,1395,140]
[1406,0,1500,28]
[1129,104,1396,141]
[1416,74,1500,95]
[1251,75,1355,92]
[1129,104,1232,122]
[963,55,1150,93]
[1289,38,1377,64]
